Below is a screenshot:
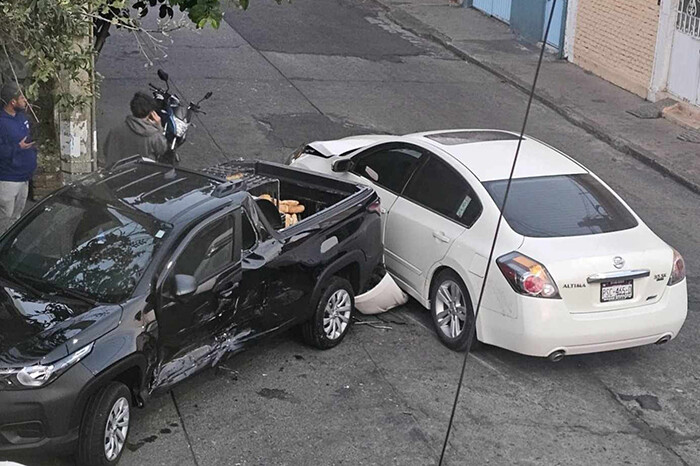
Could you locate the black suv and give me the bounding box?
[0,159,382,465]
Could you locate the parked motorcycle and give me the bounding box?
[149,69,212,165]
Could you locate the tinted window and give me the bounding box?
[403,157,482,227]
[483,174,638,238]
[0,198,167,303]
[174,215,235,283]
[352,145,423,193]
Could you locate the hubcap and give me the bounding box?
[434,280,469,339]
[104,397,130,461]
[323,289,352,340]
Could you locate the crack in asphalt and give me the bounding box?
[358,342,442,459]
[222,18,328,118]
[403,308,697,464]
[601,383,691,465]
[170,390,201,466]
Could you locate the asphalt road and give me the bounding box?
[14,0,700,465]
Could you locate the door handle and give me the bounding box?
[432,231,450,243]
[218,281,240,298]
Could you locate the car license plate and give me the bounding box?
[600,279,633,302]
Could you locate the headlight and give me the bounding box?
[173,117,189,137]
[286,145,307,165]
[0,343,93,390]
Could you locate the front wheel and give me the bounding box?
[302,276,355,349]
[76,382,132,466]
[430,270,481,352]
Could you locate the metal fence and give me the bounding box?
[677,0,700,39]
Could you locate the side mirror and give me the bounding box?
[157,69,169,82]
[174,274,197,298]
[332,159,353,173]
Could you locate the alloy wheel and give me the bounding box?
[104,396,130,461]
[434,280,468,339]
[323,289,352,340]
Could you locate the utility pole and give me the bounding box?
[56,28,96,183]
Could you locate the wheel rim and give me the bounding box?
[104,396,130,461]
[323,289,352,340]
[434,280,469,339]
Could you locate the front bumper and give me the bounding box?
[0,362,93,455]
[479,281,688,358]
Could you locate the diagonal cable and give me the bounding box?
[438,1,559,464]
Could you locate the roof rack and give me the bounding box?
[202,160,280,201]
[212,179,247,198]
[108,155,157,170]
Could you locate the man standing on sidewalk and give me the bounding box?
[0,82,37,234]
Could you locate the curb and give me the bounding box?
[381,6,700,195]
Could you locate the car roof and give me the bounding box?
[405,130,588,182]
[64,162,233,225]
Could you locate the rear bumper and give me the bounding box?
[0,362,93,456]
[480,280,688,358]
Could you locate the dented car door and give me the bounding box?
[152,208,244,389]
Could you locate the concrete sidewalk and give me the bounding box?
[376,0,700,194]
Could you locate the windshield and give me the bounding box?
[483,174,638,238]
[0,196,168,303]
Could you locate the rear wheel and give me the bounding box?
[76,382,131,466]
[302,276,355,349]
[430,270,481,352]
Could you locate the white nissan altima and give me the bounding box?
[288,129,688,360]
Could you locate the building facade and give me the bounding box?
[566,0,700,106]
[471,0,569,52]
[469,0,700,107]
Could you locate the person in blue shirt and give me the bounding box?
[0,82,37,234]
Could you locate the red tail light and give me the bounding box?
[497,252,560,299]
[668,249,686,286]
[367,198,381,215]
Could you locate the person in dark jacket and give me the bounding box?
[102,92,167,167]
[0,82,37,234]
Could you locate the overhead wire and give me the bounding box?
[437,1,560,463]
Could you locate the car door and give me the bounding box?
[385,153,483,297]
[154,209,244,386]
[348,143,426,240]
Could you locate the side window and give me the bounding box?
[173,215,235,283]
[352,145,423,193]
[241,212,257,251]
[403,157,483,228]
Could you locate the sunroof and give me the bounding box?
[425,131,521,146]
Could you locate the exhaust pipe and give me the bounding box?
[547,350,566,363]
[655,335,672,345]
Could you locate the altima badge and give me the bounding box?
[613,256,625,269]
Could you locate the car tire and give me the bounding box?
[430,270,481,352]
[302,276,355,350]
[76,382,132,466]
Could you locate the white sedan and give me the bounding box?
[288,129,688,360]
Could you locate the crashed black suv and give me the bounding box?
[0,159,382,465]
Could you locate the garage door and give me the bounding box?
[473,0,512,24]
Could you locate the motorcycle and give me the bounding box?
[149,69,212,165]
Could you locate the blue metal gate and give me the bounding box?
[473,0,512,24]
[543,0,565,48]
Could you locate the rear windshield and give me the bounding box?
[483,174,638,238]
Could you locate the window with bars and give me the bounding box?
[677,0,700,38]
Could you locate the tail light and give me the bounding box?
[367,198,381,215]
[497,252,560,299]
[668,249,686,286]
